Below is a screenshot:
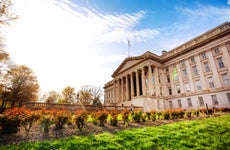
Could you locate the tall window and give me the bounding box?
[160,87,162,96]
[167,75,170,83]
[187,98,192,107]
[176,85,181,94]
[207,77,215,88]
[198,97,204,107]
[211,95,218,105]
[169,101,173,109]
[185,83,191,92]
[157,100,160,109]
[145,79,148,86]
[158,75,161,83]
[222,73,230,86]
[172,65,178,81]
[203,62,210,73]
[201,52,207,59]
[168,87,172,95]
[190,56,196,63]
[182,69,188,77]
[177,99,182,108]
[196,80,202,90]
[217,57,224,68]
[214,47,220,54]
[180,60,186,67]
[163,101,166,109]
[192,65,199,76]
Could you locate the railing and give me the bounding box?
[23,102,143,112]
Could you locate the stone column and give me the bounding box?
[136,70,140,96]
[141,67,146,96]
[221,44,230,72]
[195,55,208,90]
[126,75,129,101]
[130,73,134,97]
[148,65,153,96]
[121,77,124,102]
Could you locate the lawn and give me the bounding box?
[1,114,230,150]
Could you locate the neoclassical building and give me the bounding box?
[104,22,230,112]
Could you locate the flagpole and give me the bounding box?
[128,40,130,57]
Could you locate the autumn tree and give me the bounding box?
[78,85,103,105]
[1,65,40,108]
[43,90,60,103]
[61,86,75,104]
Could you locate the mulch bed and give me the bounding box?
[0,114,221,146]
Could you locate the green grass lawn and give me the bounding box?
[1,114,230,150]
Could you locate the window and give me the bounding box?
[180,60,186,67]
[157,100,160,109]
[168,87,172,95]
[182,69,188,77]
[190,57,196,63]
[217,57,224,68]
[201,52,207,59]
[207,77,215,88]
[198,97,204,107]
[167,75,170,83]
[176,85,181,94]
[211,95,218,105]
[185,83,191,92]
[203,62,210,73]
[158,75,161,83]
[169,101,173,109]
[192,65,199,76]
[187,98,192,107]
[178,99,182,108]
[214,47,220,54]
[172,65,178,80]
[165,68,169,73]
[222,73,230,86]
[160,87,162,96]
[145,79,148,86]
[196,80,202,90]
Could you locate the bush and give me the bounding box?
[97,110,109,127]
[192,110,200,117]
[75,110,88,131]
[0,108,26,134]
[109,110,119,126]
[163,111,170,120]
[122,110,130,126]
[53,110,71,130]
[131,111,142,123]
[150,111,156,121]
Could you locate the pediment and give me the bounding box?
[112,51,161,77]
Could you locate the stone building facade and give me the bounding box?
[104,22,230,112]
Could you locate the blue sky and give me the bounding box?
[4,0,230,94]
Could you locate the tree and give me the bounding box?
[78,85,103,105]
[43,90,60,103]
[61,86,75,104]
[1,65,40,108]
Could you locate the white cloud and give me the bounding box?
[228,0,230,5]
[5,0,156,93]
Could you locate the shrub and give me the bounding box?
[156,111,163,120]
[122,110,130,126]
[53,110,71,130]
[192,110,200,117]
[39,109,54,138]
[0,108,26,134]
[75,110,88,131]
[150,111,156,121]
[97,110,109,127]
[131,111,142,123]
[185,111,192,118]
[109,110,119,126]
[163,111,170,120]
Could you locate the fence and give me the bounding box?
[23,102,143,112]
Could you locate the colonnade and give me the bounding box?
[113,65,155,103]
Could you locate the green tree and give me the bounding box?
[1,65,40,108]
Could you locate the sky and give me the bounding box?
[4,0,230,94]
